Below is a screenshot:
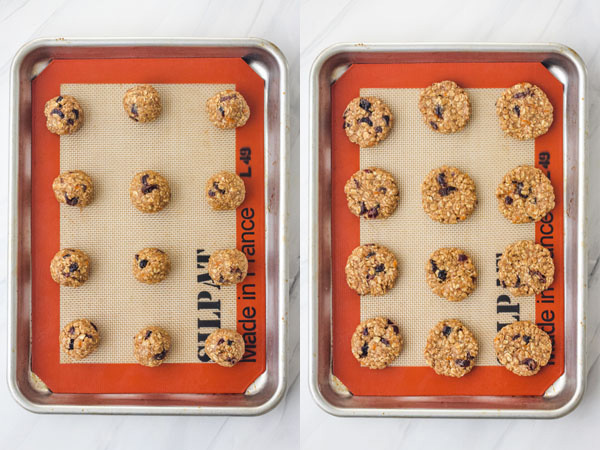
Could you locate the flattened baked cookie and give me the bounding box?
[206,89,250,129]
[496,165,555,223]
[59,318,99,360]
[205,328,245,367]
[418,80,471,133]
[351,317,403,369]
[208,249,248,285]
[52,170,93,207]
[206,171,246,210]
[496,82,553,140]
[424,319,478,377]
[133,248,171,284]
[343,96,392,148]
[498,240,554,296]
[44,95,83,135]
[426,248,477,302]
[123,84,162,123]
[129,170,171,213]
[344,168,399,219]
[421,166,477,224]
[50,248,90,287]
[345,244,398,296]
[494,321,552,376]
[133,326,171,367]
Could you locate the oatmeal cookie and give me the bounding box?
[343,96,393,148]
[206,171,246,210]
[208,249,248,285]
[59,318,99,360]
[494,321,552,376]
[50,248,90,287]
[351,317,403,369]
[44,95,83,135]
[421,166,477,224]
[496,82,553,140]
[426,248,477,302]
[206,89,250,129]
[424,319,478,377]
[418,80,471,133]
[496,165,555,223]
[52,170,93,207]
[133,326,171,367]
[344,168,399,219]
[345,244,398,296]
[129,170,171,213]
[498,240,554,296]
[123,84,162,123]
[133,248,171,284]
[205,329,245,367]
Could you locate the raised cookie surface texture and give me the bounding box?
[494,321,552,376]
[133,326,172,367]
[133,248,171,284]
[424,319,478,377]
[44,95,83,135]
[52,170,94,207]
[129,170,171,213]
[123,84,162,123]
[426,248,477,302]
[496,165,555,223]
[351,317,403,369]
[421,165,477,224]
[50,248,90,287]
[344,167,399,219]
[496,82,553,140]
[343,96,393,148]
[418,80,471,133]
[345,244,398,296]
[206,89,250,129]
[206,171,246,210]
[208,249,248,285]
[205,328,245,367]
[498,240,554,296]
[59,318,99,360]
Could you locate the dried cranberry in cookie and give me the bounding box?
[496,82,553,140]
[344,168,399,219]
[52,170,94,207]
[133,248,171,284]
[426,248,477,302]
[44,95,83,135]
[205,171,246,210]
[494,321,552,376]
[133,326,172,367]
[418,80,471,133]
[129,170,171,213]
[343,96,393,148]
[498,240,554,296]
[205,329,245,367]
[123,84,162,123]
[351,317,403,369]
[206,89,250,129]
[59,318,100,360]
[424,319,478,377]
[421,166,477,224]
[50,248,90,287]
[345,244,398,296]
[207,249,248,286]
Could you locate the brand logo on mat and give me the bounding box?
[196,249,222,362]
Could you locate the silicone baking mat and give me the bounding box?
[331,63,564,396]
[30,58,265,394]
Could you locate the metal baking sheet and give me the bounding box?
[308,42,586,418]
[8,37,288,415]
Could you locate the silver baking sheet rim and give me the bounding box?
[308,42,587,418]
[8,37,288,415]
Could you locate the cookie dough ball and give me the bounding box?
[496,165,555,223]
[351,317,403,369]
[494,321,552,376]
[421,166,477,224]
[50,249,90,287]
[129,170,171,213]
[205,329,245,367]
[418,80,471,133]
[44,95,83,135]
[206,171,246,210]
[123,84,161,123]
[206,90,250,129]
[52,170,93,207]
[345,244,398,296]
[496,82,553,140]
[344,168,399,219]
[208,249,248,285]
[343,96,393,148]
[59,318,99,360]
[133,326,171,367]
[133,248,171,284]
[498,240,554,296]
[426,248,477,302]
[424,319,478,377]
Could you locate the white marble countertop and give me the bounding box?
[299,0,600,448]
[0,0,299,448]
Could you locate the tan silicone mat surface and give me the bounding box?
[359,87,535,367]
[59,83,237,364]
